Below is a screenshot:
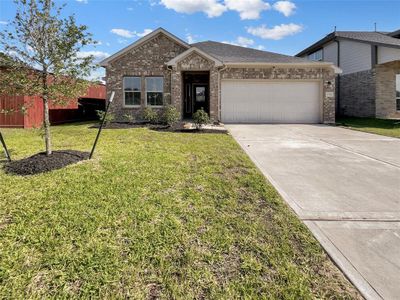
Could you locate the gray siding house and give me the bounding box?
[297,30,400,119]
[100,28,339,124]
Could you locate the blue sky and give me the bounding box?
[1,0,399,80]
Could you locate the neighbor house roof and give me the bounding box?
[296,30,400,57]
[192,41,312,64]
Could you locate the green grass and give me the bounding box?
[337,117,400,138]
[0,124,359,299]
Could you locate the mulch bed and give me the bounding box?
[4,150,89,176]
[90,122,228,134]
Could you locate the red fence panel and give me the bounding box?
[0,95,25,128]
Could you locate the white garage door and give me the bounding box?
[221,80,321,123]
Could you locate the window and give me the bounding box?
[195,87,206,102]
[146,77,164,106]
[308,49,323,61]
[124,77,141,106]
[396,74,400,111]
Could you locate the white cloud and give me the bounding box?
[247,23,303,40]
[160,0,227,18]
[222,36,254,47]
[110,28,136,38]
[127,7,134,11]
[0,21,8,25]
[256,45,265,50]
[273,1,296,17]
[236,36,254,46]
[111,28,153,39]
[137,29,153,37]
[76,0,88,3]
[77,51,110,61]
[186,33,196,43]
[224,0,270,20]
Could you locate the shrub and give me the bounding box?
[142,107,159,124]
[193,108,210,130]
[123,113,135,123]
[96,110,114,125]
[161,105,180,126]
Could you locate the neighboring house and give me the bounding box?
[100,28,339,124]
[0,85,106,128]
[296,30,400,119]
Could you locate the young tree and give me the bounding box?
[0,0,96,155]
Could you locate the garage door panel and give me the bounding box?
[221,81,321,123]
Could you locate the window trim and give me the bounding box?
[145,76,164,107]
[123,76,141,108]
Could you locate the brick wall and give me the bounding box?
[171,52,219,120]
[375,61,400,118]
[338,70,376,117]
[105,33,188,121]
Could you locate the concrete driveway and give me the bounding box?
[227,124,400,300]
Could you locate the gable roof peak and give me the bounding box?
[100,27,189,67]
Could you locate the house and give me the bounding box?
[100,28,340,124]
[0,84,106,128]
[296,30,400,119]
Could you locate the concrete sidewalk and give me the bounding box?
[227,124,400,300]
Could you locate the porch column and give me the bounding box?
[171,69,183,119]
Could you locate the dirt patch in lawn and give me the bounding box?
[4,150,89,176]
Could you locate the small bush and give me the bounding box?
[123,113,135,123]
[193,108,210,130]
[161,105,180,126]
[142,107,159,124]
[96,110,114,125]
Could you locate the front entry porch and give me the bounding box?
[182,71,210,119]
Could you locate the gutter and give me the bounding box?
[224,62,342,74]
[334,38,342,117]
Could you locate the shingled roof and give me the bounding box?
[192,41,311,64]
[296,30,400,57]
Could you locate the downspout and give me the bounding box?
[167,65,173,107]
[335,38,341,116]
[217,65,227,122]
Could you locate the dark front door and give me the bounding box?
[183,72,210,118]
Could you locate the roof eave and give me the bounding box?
[295,32,336,57]
[166,47,224,67]
[225,62,342,74]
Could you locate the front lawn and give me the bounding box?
[0,124,359,299]
[337,117,400,138]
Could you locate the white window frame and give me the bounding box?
[123,76,141,108]
[145,77,164,107]
[308,49,323,61]
[396,74,400,111]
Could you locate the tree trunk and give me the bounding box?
[43,96,52,155]
[42,72,52,156]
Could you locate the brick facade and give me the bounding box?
[105,32,336,123]
[375,61,400,118]
[105,33,188,121]
[338,61,400,118]
[339,70,376,117]
[170,52,219,120]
